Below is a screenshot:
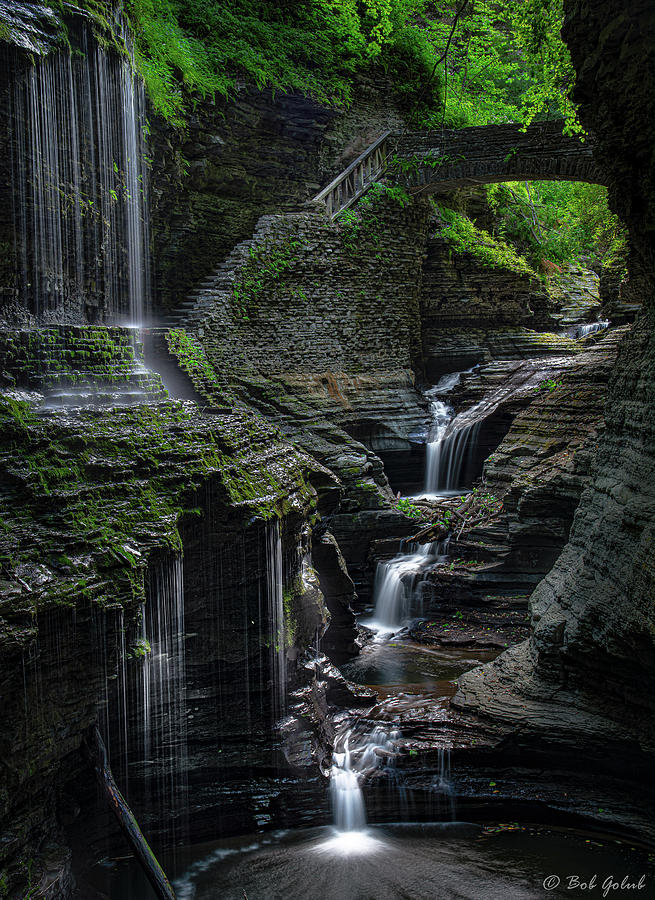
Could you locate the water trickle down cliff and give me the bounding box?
[8,25,150,324]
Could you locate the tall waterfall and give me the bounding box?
[11,27,150,323]
[266,520,287,720]
[140,554,189,847]
[95,554,189,848]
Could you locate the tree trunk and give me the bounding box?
[84,725,177,900]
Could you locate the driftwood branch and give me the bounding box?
[408,490,503,545]
[84,725,177,900]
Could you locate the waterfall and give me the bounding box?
[370,541,450,632]
[330,735,367,832]
[95,554,189,849]
[328,725,399,845]
[266,520,287,720]
[140,554,189,847]
[424,371,483,495]
[569,319,609,339]
[424,371,485,495]
[431,748,456,820]
[11,26,150,323]
[426,417,483,494]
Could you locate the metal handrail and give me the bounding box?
[312,130,393,219]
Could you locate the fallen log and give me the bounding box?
[84,725,177,900]
[409,522,449,543]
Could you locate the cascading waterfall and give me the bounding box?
[328,726,399,840]
[569,319,609,339]
[330,735,367,832]
[11,25,150,323]
[426,416,483,494]
[424,371,482,495]
[370,540,450,631]
[266,520,287,720]
[369,368,479,631]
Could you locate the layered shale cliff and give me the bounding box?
[455,0,655,793]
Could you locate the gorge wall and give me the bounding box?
[1,1,652,895]
[455,0,655,776]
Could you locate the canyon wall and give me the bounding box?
[455,0,655,767]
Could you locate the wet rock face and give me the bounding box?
[311,529,359,662]
[470,330,624,577]
[420,233,554,340]
[0,325,334,893]
[457,0,655,765]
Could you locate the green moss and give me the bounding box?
[282,586,297,649]
[166,328,232,405]
[0,391,315,618]
[231,235,307,320]
[435,205,537,278]
[338,182,411,257]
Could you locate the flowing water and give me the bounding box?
[329,725,400,834]
[266,519,287,720]
[424,370,479,495]
[139,555,189,848]
[365,541,450,633]
[93,823,655,900]
[366,368,484,632]
[340,640,498,699]
[568,320,609,339]
[11,26,150,323]
[94,555,189,849]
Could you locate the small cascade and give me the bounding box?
[266,520,287,720]
[328,725,399,844]
[424,370,484,495]
[568,319,609,339]
[11,25,150,323]
[370,540,450,632]
[426,415,483,494]
[430,748,456,820]
[140,554,189,848]
[330,736,367,831]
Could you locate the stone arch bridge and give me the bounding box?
[314,120,604,218]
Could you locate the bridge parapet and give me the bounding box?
[392,120,604,192]
[311,121,605,219]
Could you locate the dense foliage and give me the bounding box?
[436,204,537,277]
[429,0,578,132]
[122,0,441,124]
[486,181,627,269]
[113,0,621,270]
[119,0,577,130]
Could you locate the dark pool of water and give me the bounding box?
[89,822,655,900]
[339,638,498,698]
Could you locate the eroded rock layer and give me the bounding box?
[455,0,655,802]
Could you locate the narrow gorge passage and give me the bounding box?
[1,0,654,898]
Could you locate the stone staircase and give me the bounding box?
[160,213,311,331]
[160,130,395,331]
